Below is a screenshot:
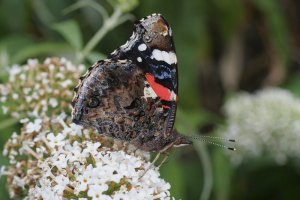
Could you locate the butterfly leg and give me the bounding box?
[151,152,161,165]
[157,153,169,168]
[139,151,172,179]
[139,152,161,179]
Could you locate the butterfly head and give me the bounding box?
[173,135,193,148]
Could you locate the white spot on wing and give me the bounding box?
[138,44,147,51]
[162,51,171,64]
[111,50,117,55]
[170,90,177,101]
[153,49,163,61]
[152,49,177,65]
[120,35,138,52]
[169,52,177,64]
[130,32,136,39]
[121,40,129,48]
[118,59,128,63]
[143,82,157,99]
[137,57,142,62]
[169,28,172,36]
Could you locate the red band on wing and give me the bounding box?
[145,73,172,101]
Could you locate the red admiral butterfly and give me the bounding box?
[71,13,192,152]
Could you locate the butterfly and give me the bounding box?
[71,13,191,152]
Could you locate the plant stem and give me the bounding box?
[78,8,122,63]
[194,141,213,200]
[176,112,213,200]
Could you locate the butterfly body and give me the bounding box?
[72,13,191,152]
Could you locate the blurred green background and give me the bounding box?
[1,0,300,199]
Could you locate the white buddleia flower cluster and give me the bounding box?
[1,58,173,200]
[220,88,300,165]
[0,57,85,118]
[4,116,171,200]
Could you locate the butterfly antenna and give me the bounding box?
[176,115,236,150]
[188,135,236,143]
[186,136,236,151]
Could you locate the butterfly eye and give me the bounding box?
[144,35,152,43]
[88,97,99,108]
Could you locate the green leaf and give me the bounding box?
[63,0,108,20]
[0,117,19,130]
[52,20,83,51]
[11,42,71,64]
[0,35,35,56]
[212,149,233,200]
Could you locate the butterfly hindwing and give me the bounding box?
[72,14,191,152]
[72,59,173,151]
